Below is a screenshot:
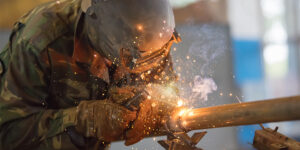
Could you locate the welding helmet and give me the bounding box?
[82,0,180,73]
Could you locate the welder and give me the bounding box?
[0,0,180,149]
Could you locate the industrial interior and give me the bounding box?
[0,0,300,149]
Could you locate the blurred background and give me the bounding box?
[1,0,300,149]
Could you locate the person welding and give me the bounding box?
[0,0,180,149]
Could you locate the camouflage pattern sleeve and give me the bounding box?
[0,39,77,149]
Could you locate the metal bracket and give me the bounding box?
[253,125,300,150]
[158,125,207,150]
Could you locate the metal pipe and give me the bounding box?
[181,96,300,131]
[115,96,300,142]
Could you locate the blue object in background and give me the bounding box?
[237,125,265,149]
[232,39,264,85]
[233,39,264,148]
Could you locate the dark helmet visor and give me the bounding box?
[85,0,175,61]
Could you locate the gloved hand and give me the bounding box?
[108,86,138,104]
[109,85,148,111]
[124,99,177,145]
[75,100,137,142]
[123,83,180,145]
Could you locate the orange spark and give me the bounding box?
[136,24,144,31]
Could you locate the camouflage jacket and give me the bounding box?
[0,0,176,149]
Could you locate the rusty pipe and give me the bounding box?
[180,96,300,131]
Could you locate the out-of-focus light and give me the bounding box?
[170,0,198,8]
[263,44,288,65]
[136,24,144,31]
[159,33,163,38]
[182,121,187,126]
[177,100,184,107]
[178,109,186,117]
[264,22,287,43]
[151,102,156,107]
[261,0,284,18]
[188,111,194,116]
[264,44,289,78]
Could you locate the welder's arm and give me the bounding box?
[0,42,136,149]
[0,43,80,149]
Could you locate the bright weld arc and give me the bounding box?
[177,100,183,107]
[178,108,193,117]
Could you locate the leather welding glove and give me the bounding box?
[124,84,180,145]
[109,85,148,111]
[125,99,177,145]
[108,86,138,104]
[75,100,137,142]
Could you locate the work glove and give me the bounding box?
[124,84,180,145]
[98,84,179,145]
[75,100,137,142]
[108,86,138,105]
[109,85,149,110]
[124,99,178,145]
